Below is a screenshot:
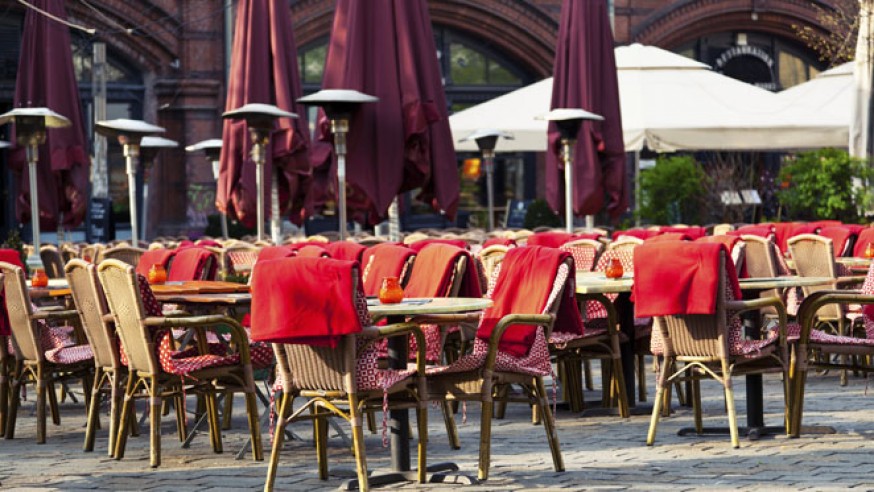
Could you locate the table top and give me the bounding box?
[574,271,834,295]
[149,280,249,295]
[367,297,492,317]
[152,292,252,305]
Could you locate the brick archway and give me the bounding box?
[632,0,836,52]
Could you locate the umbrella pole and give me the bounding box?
[142,183,148,244]
[332,119,349,241]
[270,165,280,244]
[25,144,41,269]
[483,149,496,231]
[124,143,140,248]
[388,198,401,242]
[562,138,575,234]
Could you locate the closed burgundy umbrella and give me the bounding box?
[218,0,311,230]
[8,0,89,233]
[310,0,459,226]
[546,0,626,221]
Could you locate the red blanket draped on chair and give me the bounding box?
[819,226,854,258]
[527,231,597,248]
[296,244,330,258]
[404,244,482,298]
[633,242,739,318]
[476,246,583,357]
[361,244,416,296]
[854,228,874,257]
[250,257,362,346]
[611,228,658,241]
[257,245,296,263]
[482,237,516,248]
[660,226,705,239]
[645,232,691,242]
[325,241,367,263]
[168,247,215,281]
[136,249,176,277]
[407,238,468,253]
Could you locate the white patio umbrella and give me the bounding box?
[775,62,852,132]
[851,0,874,159]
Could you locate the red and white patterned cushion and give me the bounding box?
[559,244,598,272]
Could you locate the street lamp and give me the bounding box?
[0,108,71,269]
[185,139,227,238]
[459,129,514,231]
[222,103,297,243]
[94,119,166,248]
[140,136,179,244]
[540,108,604,233]
[297,89,378,241]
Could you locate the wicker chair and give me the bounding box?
[260,260,428,492]
[789,269,874,436]
[476,245,509,292]
[419,247,567,481]
[559,238,604,272]
[102,246,146,267]
[225,243,260,276]
[167,247,218,281]
[65,259,129,454]
[39,245,65,278]
[97,259,263,467]
[81,244,106,264]
[1,262,94,443]
[645,249,790,448]
[360,244,416,296]
[60,243,80,264]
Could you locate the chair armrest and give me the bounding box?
[577,293,620,337]
[360,322,427,375]
[836,276,866,288]
[796,290,874,345]
[485,313,555,371]
[31,309,79,321]
[725,296,787,340]
[144,315,251,363]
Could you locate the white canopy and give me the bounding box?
[450,43,847,153]
[773,62,851,149]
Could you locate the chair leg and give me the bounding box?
[723,379,740,449]
[5,362,23,440]
[478,399,494,481]
[692,379,703,434]
[244,389,263,461]
[204,388,223,454]
[84,368,103,452]
[646,356,671,446]
[114,375,137,460]
[637,354,647,403]
[314,407,329,480]
[611,353,630,418]
[174,395,187,442]
[46,378,59,427]
[534,377,564,473]
[416,401,428,484]
[789,362,809,438]
[37,370,47,444]
[441,400,460,449]
[348,394,369,492]
[493,385,509,419]
[222,391,234,430]
[149,378,162,468]
[264,392,293,492]
[108,372,121,457]
[583,359,594,391]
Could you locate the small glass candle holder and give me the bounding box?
[378,276,404,304]
[31,269,49,288]
[148,264,167,284]
[605,258,624,279]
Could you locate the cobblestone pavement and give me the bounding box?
[2,366,874,491]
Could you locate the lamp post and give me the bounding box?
[0,108,71,269]
[222,103,297,244]
[185,139,227,239]
[459,129,514,231]
[94,119,166,248]
[297,89,378,241]
[140,136,179,244]
[540,108,604,233]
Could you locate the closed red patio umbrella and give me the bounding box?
[309,0,459,225]
[8,0,89,233]
[546,0,626,220]
[218,0,311,229]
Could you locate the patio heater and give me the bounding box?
[185,139,227,239]
[222,103,297,244]
[298,89,378,241]
[540,108,604,233]
[459,129,514,231]
[139,136,179,244]
[94,119,166,248]
[0,108,71,269]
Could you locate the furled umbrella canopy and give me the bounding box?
[546,0,626,219]
[8,0,89,230]
[218,0,311,227]
[310,0,459,225]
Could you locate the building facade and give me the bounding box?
[0,0,845,238]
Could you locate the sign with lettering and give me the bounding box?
[504,199,532,229]
[87,197,114,243]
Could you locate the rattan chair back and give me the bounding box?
[0,262,41,362]
[65,259,119,370]
[788,234,841,320]
[39,245,65,278]
[96,259,161,375]
[102,246,146,267]
[560,238,604,272]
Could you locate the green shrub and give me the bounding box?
[777,148,873,222]
[523,199,562,229]
[639,155,708,225]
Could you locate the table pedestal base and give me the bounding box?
[340,462,475,490]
